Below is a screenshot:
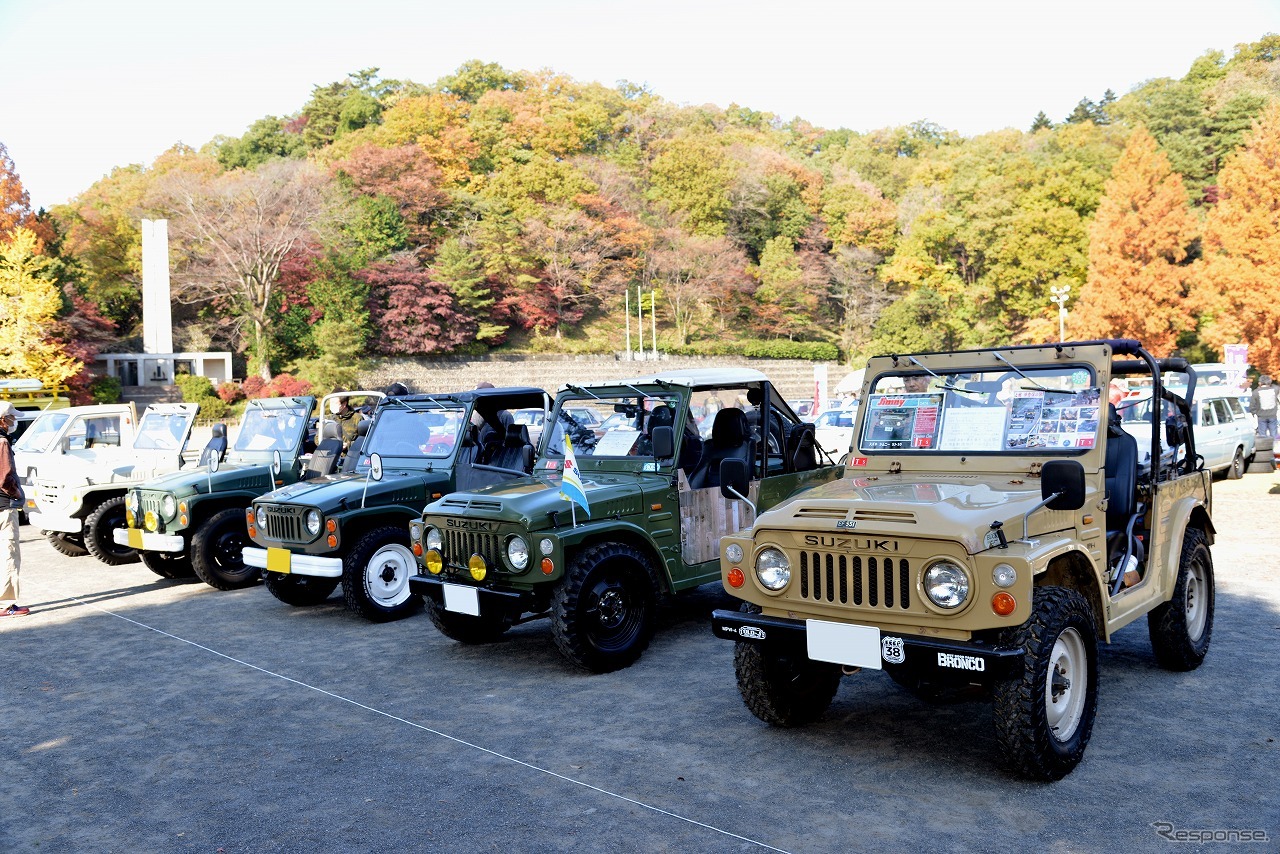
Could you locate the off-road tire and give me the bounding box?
[140,549,194,579]
[424,594,512,644]
[1226,447,1244,479]
[1147,528,1214,671]
[993,586,1099,781]
[191,508,259,590]
[551,542,660,673]
[46,531,88,557]
[342,526,422,622]
[734,639,841,727]
[264,570,339,606]
[83,496,139,566]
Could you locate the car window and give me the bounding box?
[1211,399,1232,424]
[1227,398,1246,418]
[1199,403,1215,427]
[68,415,123,449]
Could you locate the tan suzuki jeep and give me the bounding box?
[712,340,1214,780]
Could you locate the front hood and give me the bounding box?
[258,469,444,512]
[428,471,657,527]
[139,464,274,498]
[757,473,1080,554]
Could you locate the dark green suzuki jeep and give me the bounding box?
[410,368,843,672]
[244,387,549,622]
[116,396,315,587]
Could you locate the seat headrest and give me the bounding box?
[649,405,674,429]
[356,418,370,437]
[496,410,514,428]
[711,408,749,444]
[321,420,342,441]
[747,387,764,406]
[211,423,226,438]
[505,423,530,447]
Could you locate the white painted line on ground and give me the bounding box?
[74,597,791,853]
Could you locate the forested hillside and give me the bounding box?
[5,36,1280,398]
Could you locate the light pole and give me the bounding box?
[1049,285,1072,342]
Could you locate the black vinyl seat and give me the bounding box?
[306,421,343,478]
[340,418,371,473]
[198,423,228,467]
[689,408,755,489]
[488,423,535,473]
[1104,404,1138,531]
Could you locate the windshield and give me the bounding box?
[233,403,310,453]
[363,405,466,459]
[861,366,1100,453]
[543,393,682,458]
[13,412,68,453]
[134,410,195,451]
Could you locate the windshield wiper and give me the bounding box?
[993,352,1055,392]
[905,357,983,396]
[565,384,605,401]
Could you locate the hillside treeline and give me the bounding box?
[5,36,1280,395]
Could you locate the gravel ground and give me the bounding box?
[1,474,1277,853]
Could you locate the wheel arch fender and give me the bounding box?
[337,508,418,552]
[563,523,670,595]
[1035,547,1107,641]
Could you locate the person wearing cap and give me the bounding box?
[1252,375,1277,440]
[0,401,29,617]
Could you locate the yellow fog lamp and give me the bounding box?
[125,508,136,527]
[424,549,443,575]
[143,510,159,532]
[468,554,487,582]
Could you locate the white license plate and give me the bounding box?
[806,620,882,669]
[442,583,480,616]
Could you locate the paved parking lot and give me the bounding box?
[2,475,1278,852]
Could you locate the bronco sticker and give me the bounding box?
[937,652,986,671]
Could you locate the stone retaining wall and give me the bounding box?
[358,354,847,402]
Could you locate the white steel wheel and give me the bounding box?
[1184,558,1210,643]
[1045,626,1089,743]
[363,542,415,609]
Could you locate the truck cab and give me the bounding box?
[244,387,549,622]
[411,368,843,672]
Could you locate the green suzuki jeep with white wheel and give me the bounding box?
[115,396,316,587]
[713,340,1214,780]
[410,369,842,673]
[244,387,549,622]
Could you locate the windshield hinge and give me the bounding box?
[1028,462,1043,478]
[888,460,902,475]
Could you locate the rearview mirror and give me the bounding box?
[208,454,220,474]
[720,458,750,502]
[370,452,384,482]
[1041,460,1085,511]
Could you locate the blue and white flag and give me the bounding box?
[560,433,591,519]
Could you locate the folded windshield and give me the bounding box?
[861,366,1100,453]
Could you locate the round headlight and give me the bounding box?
[255,507,267,530]
[539,537,554,556]
[305,510,321,536]
[161,495,177,519]
[924,561,970,609]
[754,547,791,591]
[992,563,1017,588]
[725,543,744,564]
[128,491,141,513]
[425,526,442,551]
[506,536,530,570]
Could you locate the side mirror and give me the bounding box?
[209,454,220,474]
[271,450,282,479]
[651,425,674,460]
[370,452,384,482]
[1041,460,1085,510]
[720,458,750,502]
[1164,415,1183,447]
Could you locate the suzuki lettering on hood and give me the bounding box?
[804,535,899,552]
[446,519,495,531]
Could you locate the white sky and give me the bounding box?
[2,0,1278,210]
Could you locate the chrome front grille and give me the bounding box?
[442,526,501,571]
[264,507,304,542]
[796,551,916,611]
[140,493,165,516]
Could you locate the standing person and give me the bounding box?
[0,401,29,617]
[1252,375,1278,439]
[330,394,364,453]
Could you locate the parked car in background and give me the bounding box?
[788,399,818,421]
[1119,385,1256,479]
[811,400,860,461]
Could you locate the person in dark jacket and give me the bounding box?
[0,401,29,616]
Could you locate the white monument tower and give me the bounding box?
[141,219,174,355]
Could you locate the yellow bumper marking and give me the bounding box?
[266,547,292,574]
[127,529,144,549]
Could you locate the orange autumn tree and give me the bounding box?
[1195,102,1280,375]
[1071,126,1197,355]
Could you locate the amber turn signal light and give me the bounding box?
[992,592,1016,616]
[541,557,554,575]
[326,534,338,548]
[326,519,337,533]
[412,542,423,557]
[727,567,745,588]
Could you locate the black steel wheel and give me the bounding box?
[191,508,259,590]
[140,549,195,579]
[551,542,659,673]
[83,496,139,566]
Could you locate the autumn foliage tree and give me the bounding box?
[0,228,83,386]
[1070,126,1197,354]
[1195,102,1280,374]
[360,253,476,355]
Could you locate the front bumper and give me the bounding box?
[409,574,534,616]
[244,546,343,578]
[26,511,80,534]
[711,609,1022,679]
[113,527,184,552]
